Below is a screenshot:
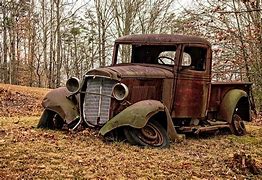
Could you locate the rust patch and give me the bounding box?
[87,64,174,80]
[115,34,211,46]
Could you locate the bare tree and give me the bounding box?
[1,0,8,83]
[178,0,262,110]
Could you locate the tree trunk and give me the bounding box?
[2,0,8,83]
[42,0,48,87]
[55,0,62,87]
[9,6,16,85]
[49,1,54,88]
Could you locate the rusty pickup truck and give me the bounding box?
[38,34,254,148]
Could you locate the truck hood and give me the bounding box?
[86,64,174,80]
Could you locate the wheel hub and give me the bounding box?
[138,123,164,147]
[233,114,246,135]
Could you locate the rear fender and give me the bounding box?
[217,89,250,123]
[42,87,79,124]
[99,100,181,141]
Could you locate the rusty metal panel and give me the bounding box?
[161,79,174,110]
[108,77,163,118]
[100,100,166,135]
[208,82,252,112]
[42,87,79,124]
[121,78,163,104]
[115,34,211,46]
[87,64,174,80]
[217,89,248,123]
[172,72,210,118]
[100,99,184,142]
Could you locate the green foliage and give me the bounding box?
[253,89,262,111]
[228,134,262,146]
[70,27,81,36]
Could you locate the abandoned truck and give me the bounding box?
[37,34,254,148]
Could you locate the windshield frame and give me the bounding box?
[112,42,180,66]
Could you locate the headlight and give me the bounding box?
[66,77,80,93]
[112,83,129,101]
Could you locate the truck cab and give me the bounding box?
[38,34,253,148]
[112,34,212,119]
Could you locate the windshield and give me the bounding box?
[115,44,177,66]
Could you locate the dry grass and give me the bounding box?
[0,83,50,117]
[0,116,261,179]
[0,83,261,179]
[0,83,50,99]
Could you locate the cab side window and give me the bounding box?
[182,46,207,71]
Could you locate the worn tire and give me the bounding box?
[37,109,64,129]
[124,121,170,148]
[230,114,247,136]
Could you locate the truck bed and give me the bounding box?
[208,81,253,112]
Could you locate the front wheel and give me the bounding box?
[37,109,64,129]
[230,114,247,136]
[124,121,170,148]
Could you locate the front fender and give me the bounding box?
[217,89,248,123]
[42,87,79,124]
[99,100,182,141]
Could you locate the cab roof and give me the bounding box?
[115,34,211,46]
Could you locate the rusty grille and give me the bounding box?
[83,77,116,126]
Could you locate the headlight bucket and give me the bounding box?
[66,77,80,93]
[112,83,129,101]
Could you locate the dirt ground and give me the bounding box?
[0,84,261,179]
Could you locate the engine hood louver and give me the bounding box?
[86,64,174,80]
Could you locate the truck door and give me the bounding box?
[172,44,211,118]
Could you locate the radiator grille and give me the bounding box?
[83,77,116,126]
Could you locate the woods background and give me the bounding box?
[0,0,261,110]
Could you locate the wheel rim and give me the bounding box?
[137,122,164,147]
[233,114,246,135]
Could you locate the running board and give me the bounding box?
[194,124,230,134]
[207,120,228,126]
[179,124,230,134]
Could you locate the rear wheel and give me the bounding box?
[230,113,247,136]
[37,109,64,129]
[124,121,169,148]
